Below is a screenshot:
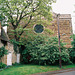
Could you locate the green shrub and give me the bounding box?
[0,62,6,69]
[0,47,8,69]
[22,35,71,65]
[0,46,8,60]
[22,49,31,64]
[68,35,75,63]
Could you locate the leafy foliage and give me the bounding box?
[0,46,8,60]
[22,35,71,65]
[0,14,5,21]
[0,62,6,69]
[0,0,56,41]
[69,34,75,63]
[10,39,24,53]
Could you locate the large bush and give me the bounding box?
[69,35,75,63]
[22,35,71,65]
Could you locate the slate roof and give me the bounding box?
[0,27,9,42]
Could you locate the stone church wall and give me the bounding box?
[50,14,72,47]
[7,13,73,48]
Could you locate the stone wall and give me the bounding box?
[0,36,16,65]
[0,42,17,65]
[50,13,72,47]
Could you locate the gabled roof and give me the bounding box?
[0,27,9,42]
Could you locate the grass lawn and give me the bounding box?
[0,64,75,75]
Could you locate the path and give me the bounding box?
[32,68,75,75]
[52,71,75,75]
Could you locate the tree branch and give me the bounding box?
[6,2,15,27]
[16,2,32,27]
[18,4,40,38]
[19,15,32,37]
[16,8,19,23]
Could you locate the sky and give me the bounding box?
[52,0,75,33]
